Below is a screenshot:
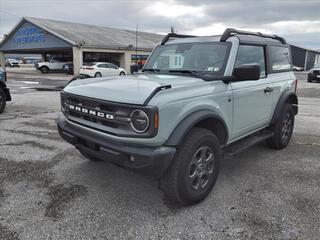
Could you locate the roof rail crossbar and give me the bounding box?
[220,28,286,44]
[161,33,196,45]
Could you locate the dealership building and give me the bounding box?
[0,17,163,75]
[0,17,320,75]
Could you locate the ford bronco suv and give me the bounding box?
[57,29,298,206]
[0,67,11,114]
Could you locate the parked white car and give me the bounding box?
[5,58,20,67]
[293,65,304,71]
[80,62,126,78]
[35,57,72,73]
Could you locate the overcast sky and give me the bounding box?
[0,0,319,49]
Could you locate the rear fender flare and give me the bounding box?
[271,90,298,124]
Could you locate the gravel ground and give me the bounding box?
[0,70,319,240]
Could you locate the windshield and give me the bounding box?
[313,63,320,68]
[143,42,230,77]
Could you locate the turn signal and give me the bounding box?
[154,112,159,129]
[294,79,298,93]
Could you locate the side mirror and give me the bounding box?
[233,64,260,81]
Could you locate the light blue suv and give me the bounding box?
[58,29,298,205]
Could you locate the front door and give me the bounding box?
[97,64,111,76]
[106,63,119,75]
[231,45,273,140]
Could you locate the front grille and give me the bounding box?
[61,92,158,138]
[313,70,320,75]
[62,93,131,130]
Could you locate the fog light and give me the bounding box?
[129,155,135,162]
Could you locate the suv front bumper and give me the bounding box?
[57,115,176,178]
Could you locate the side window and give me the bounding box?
[97,64,107,68]
[270,46,291,72]
[235,45,266,77]
[107,63,118,69]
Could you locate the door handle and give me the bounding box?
[264,87,274,93]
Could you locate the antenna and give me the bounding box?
[135,24,138,68]
[170,26,175,34]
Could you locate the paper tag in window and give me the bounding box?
[214,67,220,72]
[207,67,214,71]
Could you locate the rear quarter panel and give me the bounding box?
[269,71,296,114]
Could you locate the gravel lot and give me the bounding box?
[0,68,319,240]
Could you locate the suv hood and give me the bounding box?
[63,74,204,105]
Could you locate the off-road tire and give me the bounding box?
[0,88,6,114]
[267,103,294,149]
[40,66,49,73]
[160,127,220,206]
[79,150,102,162]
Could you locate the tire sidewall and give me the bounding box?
[41,66,49,73]
[176,131,220,204]
[276,104,295,147]
[95,72,102,77]
[0,88,6,114]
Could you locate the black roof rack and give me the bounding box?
[220,28,286,44]
[161,33,195,45]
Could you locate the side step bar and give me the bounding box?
[222,131,274,158]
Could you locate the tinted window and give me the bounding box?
[270,46,291,71]
[107,63,118,69]
[235,45,266,77]
[97,64,108,68]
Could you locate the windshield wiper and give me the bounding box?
[168,69,210,80]
[142,68,160,73]
[168,69,230,81]
[143,69,225,81]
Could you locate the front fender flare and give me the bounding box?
[165,110,229,146]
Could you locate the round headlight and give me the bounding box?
[130,109,149,133]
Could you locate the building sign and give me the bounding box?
[13,26,45,45]
[0,21,71,51]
